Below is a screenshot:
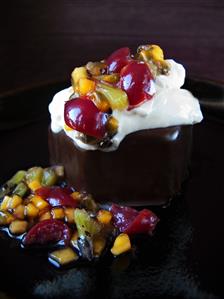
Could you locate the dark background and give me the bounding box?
[0,0,223,94]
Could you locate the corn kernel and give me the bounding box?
[39,211,51,221]
[93,236,106,257]
[49,247,78,266]
[31,195,49,210]
[51,207,65,220]
[0,196,11,211]
[28,180,42,191]
[111,233,131,256]
[13,204,25,220]
[9,220,28,234]
[97,210,112,224]
[78,78,96,95]
[0,211,14,225]
[64,207,75,223]
[25,203,39,218]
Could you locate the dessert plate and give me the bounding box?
[0,78,223,299]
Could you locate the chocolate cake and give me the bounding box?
[48,44,203,206]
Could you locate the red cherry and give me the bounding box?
[110,204,159,235]
[106,47,131,73]
[36,187,78,208]
[119,61,155,109]
[22,219,71,246]
[64,98,108,139]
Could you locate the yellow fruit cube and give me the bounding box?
[64,208,75,223]
[39,211,51,221]
[97,210,112,224]
[0,211,14,225]
[9,220,28,234]
[31,195,49,210]
[51,207,65,220]
[78,78,96,95]
[8,195,23,209]
[13,204,25,220]
[71,66,88,90]
[28,180,42,191]
[49,247,78,266]
[0,196,11,211]
[25,203,39,218]
[111,233,131,256]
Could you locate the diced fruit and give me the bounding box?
[96,82,128,111]
[71,67,88,90]
[31,195,49,210]
[51,207,65,220]
[28,180,42,191]
[74,209,102,238]
[137,44,164,62]
[110,204,159,235]
[0,211,14,225]
[70,191,81,201]
[106,47,131,73]
[124,209,159,235]
[110,204,138,232]
[26,167,43,184]
[39,211,51,221]
[78,78,96,95]
[42,168,58,187]
[13,204,25,220]
[9,220,28,235]
[0,170,27,198]
[97,73,120,84]
[0,196,11,211]
[7,195,22,209]
[92,92,111,112]
[64,207,75,223]
[13,182,28,197]
[25,203,39,218]
[111,233,131,256]
[22,219,71,246]
[97,210,112,224]
[49,247,78,266]
[119,61,155,109]
[86,61,106,76]
[107,116,119,135]
[36,187,78,208]
[93,236,106,257]
[78,193,98,212]
[64,98,108,139]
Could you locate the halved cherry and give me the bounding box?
[22,219,71,246]
[106,47,131,73]
[35,187,78,208]
[119,61,155,109]
[110,204,159,235]
[64,98,108,139]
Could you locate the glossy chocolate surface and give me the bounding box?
[49,125,192,205]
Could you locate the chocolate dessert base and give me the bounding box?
[49,126,192,206]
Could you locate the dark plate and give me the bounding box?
[0,78,224,299]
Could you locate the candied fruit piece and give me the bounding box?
[49,247,78,267]
[111,233,131,256]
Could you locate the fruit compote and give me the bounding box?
[0,166,159,268]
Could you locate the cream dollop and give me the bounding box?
[49,59,203,151]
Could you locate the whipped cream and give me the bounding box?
[49,59,203,151]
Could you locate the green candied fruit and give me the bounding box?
[41,168,58,187]
[96,82,128,111]
[74,209,102,238]
[25,167,43,184]
[0,170,26,198]
[13,182,28,197]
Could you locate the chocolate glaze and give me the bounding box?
[48,125,192,206]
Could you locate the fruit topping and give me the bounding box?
[22,219,71,246]
[35,187,78,208]
[96,82,128,110]
[119,61,155,109]
[110,204,159,235]
[106,47,131,73]
[78,78,96,96]
[64,98,109,139]
[0,166,159,268]
[71,66,88,91]
[111,233,131,256]
[86,61,106,76]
